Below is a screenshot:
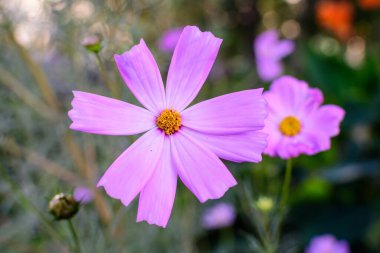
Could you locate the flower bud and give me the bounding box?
[255,196,274,213]
[81,34,102,54]
[48,193,79,220]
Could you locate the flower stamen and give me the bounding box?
[156,109,182,135]
[279,116,301,137]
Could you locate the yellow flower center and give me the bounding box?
[279,116,302,137]
[156,109,182,135]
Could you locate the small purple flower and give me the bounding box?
[254,30,294,82]
[202,202,236,229]
[306,234,350,253]
[158,27,183,53]
[263,76,345,159]
[74,187,93,204]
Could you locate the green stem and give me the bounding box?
[67,219,81,253]
[280,159,293,211]
[95,53,119,99]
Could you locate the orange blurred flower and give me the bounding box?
[316,1,354,41]
[359,0,380,9]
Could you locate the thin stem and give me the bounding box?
[95,53,120,99]
[0,164,63,242]
[83,137,112,225]
[279,159,293,211]
[67,219,81,253]
[2,138,81,186]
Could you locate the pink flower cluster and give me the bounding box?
[68,25,345,227]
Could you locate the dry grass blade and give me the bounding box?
[2,138,81,186]
[0,65,59,121]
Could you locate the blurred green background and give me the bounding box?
[1,0,380,252]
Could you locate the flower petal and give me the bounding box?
[307,105,345,137]
[158,27,183,53]
[137,137,177,228]
[257,60,283,82]
[114,39,166,113]
[97,128,164,206]
[275,133,330,159]
[166,26,222,111]
[267,76,323,118]
[69,91,155,135]
[273,39,294,59]
[183,127,267,163]
[182,89,266,135]
[170,131,237,203]
[263,129,283,157]
[254,30,278,54]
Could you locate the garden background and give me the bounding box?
[1,0,380,252]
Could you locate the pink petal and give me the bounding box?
[181,89,266,135]
[275,133,330,159]
[158,27,183,53]
[268,76,323,118]
[264,126,332,159]
[254,30,278,54]
[257,59,283,82]
[306,234,350,253]
[97,128,164,206]
[183,127,267,163]
[170,131,237,203]
[273,40,294,59]
[69,91,155,135]
[263,129,283,157]
[114,39,166,113]
[137,137,177,228]
[166,26,222,111]
[202,202,236,229]
[307,105,345,137]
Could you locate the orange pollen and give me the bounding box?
[156,109,182,135]
[279,116,302,137]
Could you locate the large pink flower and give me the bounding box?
[262,76,345,159]
[68,26,267,227]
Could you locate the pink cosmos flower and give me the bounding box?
[306,234,350,253]
[254,30,294,82]
[68,26,267,227]
[158,27,183,53]
[202,202,236,229]
[263,76,345,159]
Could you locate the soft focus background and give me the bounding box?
[1,0,380,252]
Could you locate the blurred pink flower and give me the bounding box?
[202,202,236,229]
[262,76,345,159]
[74,187,93,204]
[158,27,183,53]
[68,26,267,227]
[254,30,294,82]
[306,234,350,253]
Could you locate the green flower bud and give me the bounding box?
[48,193,79,220]
[81,34,102,54]
[255,196,274,213]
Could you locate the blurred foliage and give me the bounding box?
[0,0,380,252]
